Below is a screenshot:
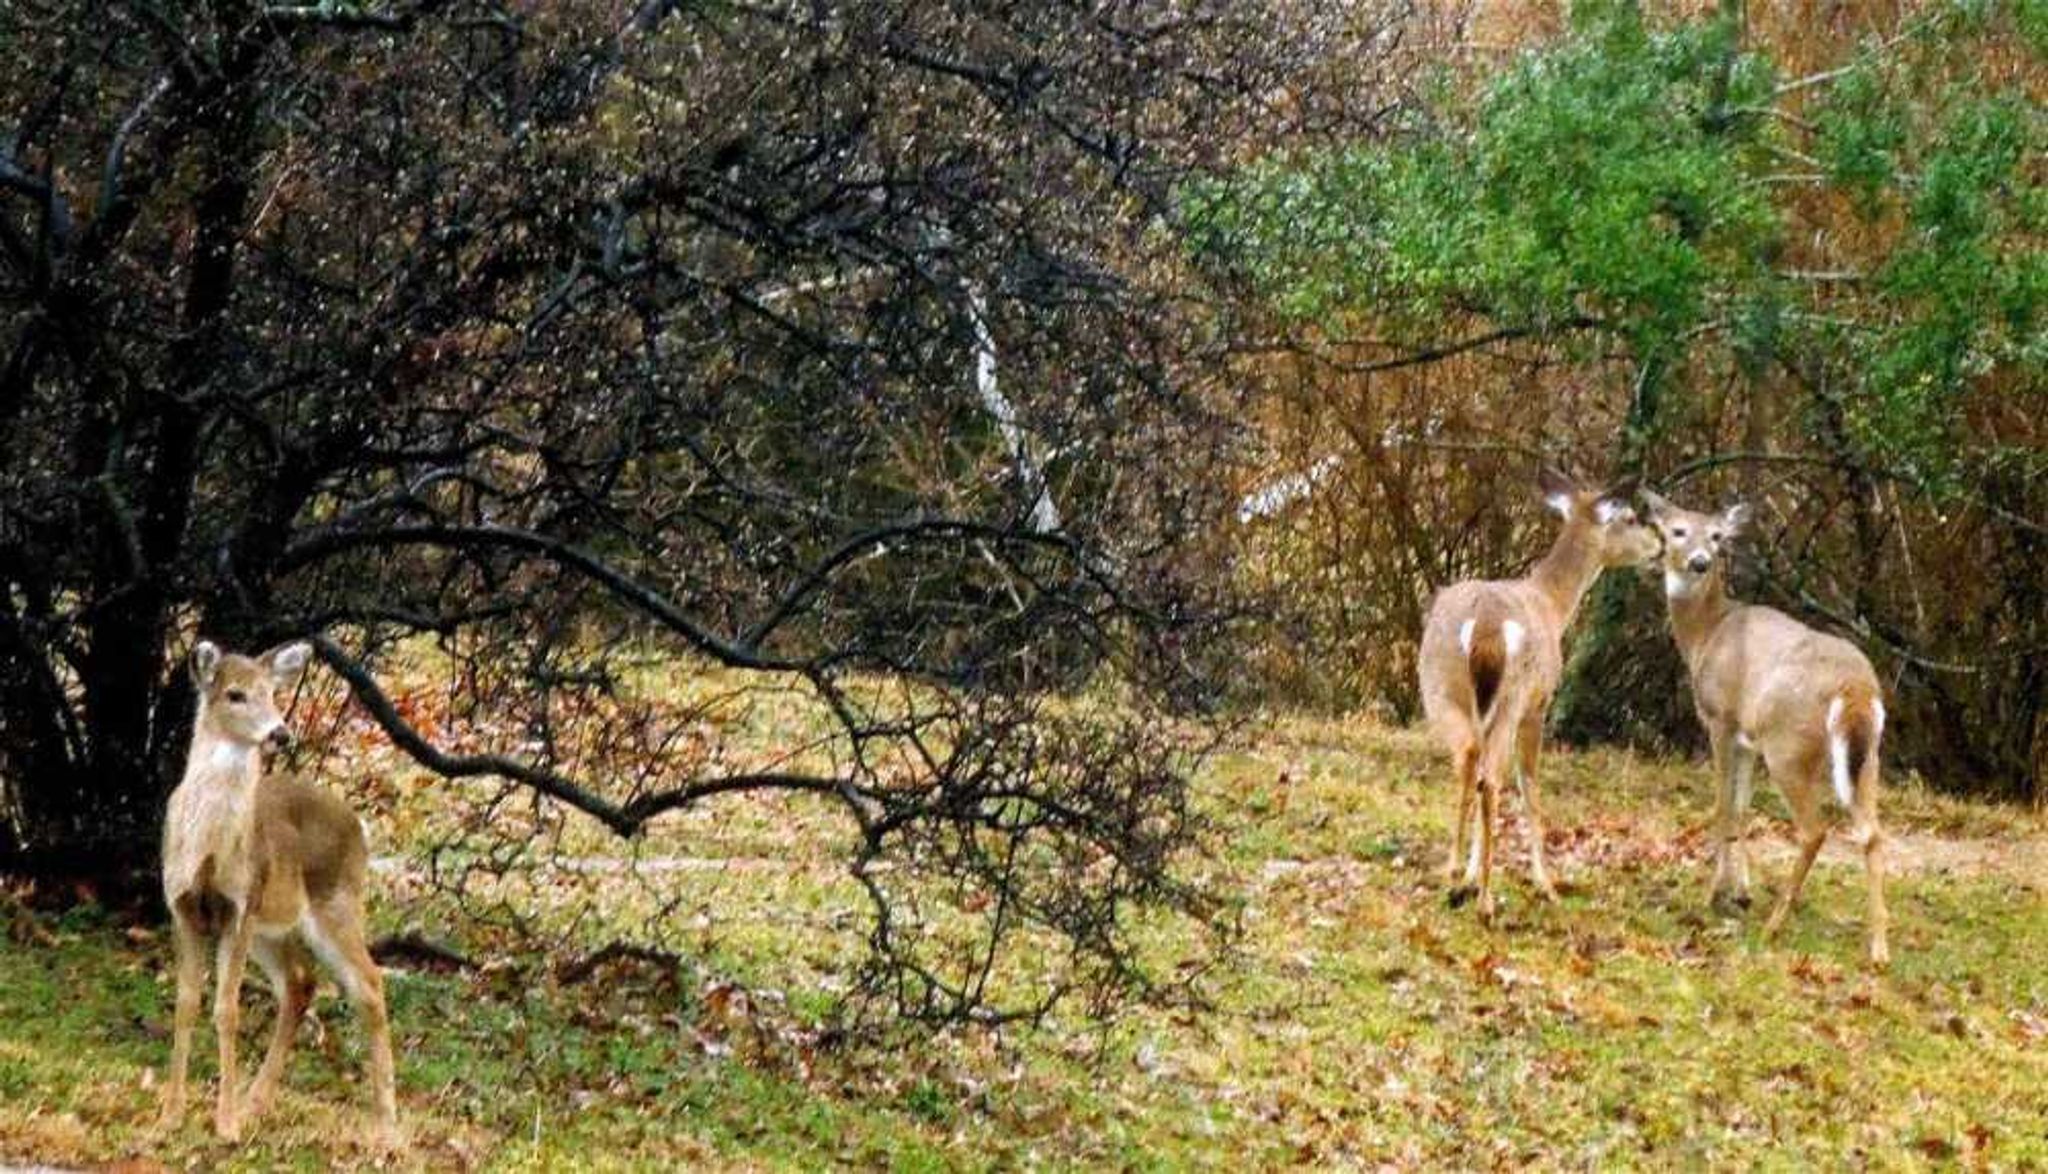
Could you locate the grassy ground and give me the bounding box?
[2,713,2042,1171]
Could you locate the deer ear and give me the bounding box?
[264,641,312,686]
[1639,489,1675,521]
[1537,467,1578,519]
[191,641,222,688]
[1722,502,1753,533]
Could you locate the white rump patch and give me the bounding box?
[1501,620,1525,657]
[1871,699,1885,738]
[1458,619,1476,654]
[1825,696,1845,731]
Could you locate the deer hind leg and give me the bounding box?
[1859,826,1890,968]
[242,938,316,1125]
[158,911,209,1130]
[1844,782,1890,968]
[1469,720,1516,922]
[1474,767,1500,921]
[211,911,256,1141]
[305,897,400,1152]
[1444,730,1481,900]
[1513,710,1558,901]
[1763,771,1828,944]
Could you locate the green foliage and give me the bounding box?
[1184,2,2042,484]
[1835,76,2039,481]
[1184,6,1779,361]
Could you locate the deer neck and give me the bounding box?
[165,723,265,898]
[1664,568,1735,672]
[174,724,264,840]
[184,725,261,790]
[1527,522,1605,628]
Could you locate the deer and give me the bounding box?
[158,640,399,1150]
[1639,491,1891,967]
[1417,468,1661,919]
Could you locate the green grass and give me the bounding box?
[3,715,2043,1171]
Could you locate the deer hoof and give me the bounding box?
[152,1100,186,1136]
[1446,884,1477,909]
[1868,941,1891,970]
[1710,890,1751,917]
[214,1109,242,1143]
[367,1120,404,1156]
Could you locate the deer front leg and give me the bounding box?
[157,912,208,1130]
[212,914,255,1141]
[1707,730,1752,914]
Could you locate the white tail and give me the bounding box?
[1825,695,1887,809]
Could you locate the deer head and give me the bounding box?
[190,641,312,753]
[1538,467,1661,568]
[1640,490,1751,597]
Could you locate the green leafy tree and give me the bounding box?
[1188,2,2043,796]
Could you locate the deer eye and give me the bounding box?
[1709,531,1724,543]
[1671,526,1688,539]
[226,690,248,704]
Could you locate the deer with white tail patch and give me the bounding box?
[1641,490,1892,967]
[1417,468,1662,920]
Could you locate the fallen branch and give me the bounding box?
[557,940,687,984]
[369,931,475,972]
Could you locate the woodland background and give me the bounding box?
[0,0,2040,1029]
[1,2,2042,1167]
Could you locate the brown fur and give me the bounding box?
[1642,491,1892,967]
[1416,469,1661,919]
[158,641,399,1150]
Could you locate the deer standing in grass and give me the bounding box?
[1640,492,1891,967]
[159,641,399,1149]
[1418,469,1661,919]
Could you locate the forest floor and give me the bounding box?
[3,708,2043,1171]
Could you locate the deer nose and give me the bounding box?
[264,726,294,751]
[1687,552,1713,574]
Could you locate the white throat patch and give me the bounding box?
[207,740,256,777]
[1664,569,1700,598]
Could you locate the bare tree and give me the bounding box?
[0,0,1400,1016]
